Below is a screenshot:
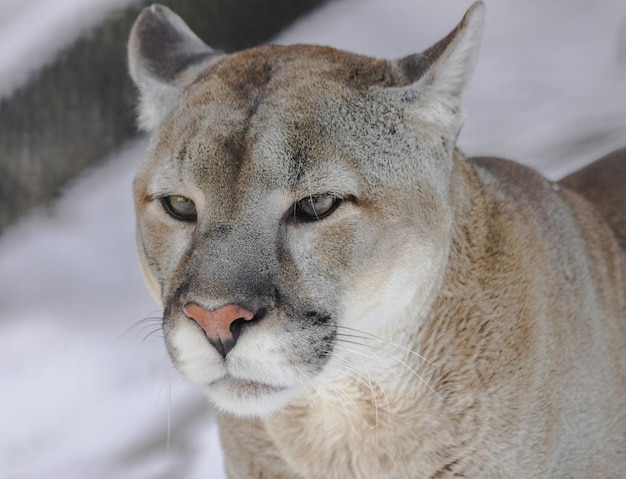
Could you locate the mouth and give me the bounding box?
[206,375,297,416]
[215,376,286,398]
[210,376,287,399]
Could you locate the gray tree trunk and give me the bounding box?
[0,0,326,232]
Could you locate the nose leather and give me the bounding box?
[183,303,255,357]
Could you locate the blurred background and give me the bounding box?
[1,0,625,477]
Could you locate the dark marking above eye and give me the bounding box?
[289,148,310,185]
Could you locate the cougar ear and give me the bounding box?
[392,1,484,137]
[128,4,223,131]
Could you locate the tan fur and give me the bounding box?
[128,3,626,477]
[560,147,626,251]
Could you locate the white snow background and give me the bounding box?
[1,0,625,477]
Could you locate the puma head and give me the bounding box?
[128,2,484,416]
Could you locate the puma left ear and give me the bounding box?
[128,4,223,131]
[393,1,484,136]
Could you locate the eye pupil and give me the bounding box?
[162,195,197,221]
[296,194,338,220]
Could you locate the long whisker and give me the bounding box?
[333,335,375,349]
[141,326,164,343]
[327,347,396,436]
[333,342,441,400]
[337,325,437,366]
[293,365,321,406]
[308,358,363,434]
[336,357,383,438]
[116,310,164,341]
[166,377,172,451]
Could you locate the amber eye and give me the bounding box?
[161,195,197,221]
[296,194,339,221]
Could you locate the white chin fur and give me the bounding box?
[206,378,302,417]
[170,323,305,417]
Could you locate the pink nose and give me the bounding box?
[183,303,255,357]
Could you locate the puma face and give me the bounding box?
[129,4,483,416]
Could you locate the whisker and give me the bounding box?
[334,342,441,400]
[337,325,437,366]
[293,365,321,406]
[166,378,172,451]
[141,326,164,343]
[150,367,176,453]
[116,310,164,342]
[336,357,383,438]
[307,359,361,434]
[369,370,392,430]
[325,381,360,434]
[333,336,373,349]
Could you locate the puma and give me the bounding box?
[128,3,626,477]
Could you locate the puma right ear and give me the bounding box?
[128,4,223,131]
[391,1,485,141]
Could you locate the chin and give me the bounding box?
[206,377,303,417]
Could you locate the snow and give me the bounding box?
[1,0,625,477]
[0,143,224,479]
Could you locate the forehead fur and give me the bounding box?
[148,45,410,202]
[202,44,400,94]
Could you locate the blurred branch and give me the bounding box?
[0,0,326,232]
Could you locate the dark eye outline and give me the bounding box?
[161,195,197,222]
[294,193,342,222]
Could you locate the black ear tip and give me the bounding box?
[127,3,222,129]
[149,3,166,14]
[463,1,486,29]
[140,3,170,20]
[469,1,485,12]
[132,3,190,47]
[133,4,174,36]
[146,4,179,25]
[129,2,223,90]
[135,4,158,26]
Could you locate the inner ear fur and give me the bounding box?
[390,1,484,135]
[128,4,223,131]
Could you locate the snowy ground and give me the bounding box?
[1,0,625,478]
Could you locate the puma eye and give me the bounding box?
[161,195,197,222]
[295,194,339,221]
